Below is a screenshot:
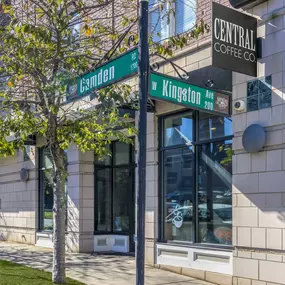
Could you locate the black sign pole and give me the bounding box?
[136,0,149,285]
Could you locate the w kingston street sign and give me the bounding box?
[150,72,230,115]
[77,48,138,97]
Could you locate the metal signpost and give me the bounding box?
[136,1,149,285]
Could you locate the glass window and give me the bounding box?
[199,113,233,141]
[95,141,135,236]
[43,169,54,231]
[70,14,81,41]
[160,112,233,247]
[164,113,193,146]
[39,148,67,231]
[247,76,272,112]
[163,147,194,242]
[198,140,232,245]
[115,142,130,165]
[175,0,196,34]
[95,169,112,232]
[113,169,131,232]
[149,0,169,42]
[149,0,197,42]
[94,145,111,165]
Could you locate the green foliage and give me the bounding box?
[220,145,233,166]
[0,0,209,165]
[44,211,53,219]
[0,0,138,163]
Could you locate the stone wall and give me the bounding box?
[66,147,95,253]
[232,1,285,284]
[0,147,38,245]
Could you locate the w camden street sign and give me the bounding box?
[212,2,257,77]
[67,48,138,100]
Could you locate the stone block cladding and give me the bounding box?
[232,1,285,284]
[0,147,38,245]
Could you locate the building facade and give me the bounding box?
[1,0,285,285]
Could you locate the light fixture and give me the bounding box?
[182,74,189,80]
[207,79,214,87]
[20,168,29,181]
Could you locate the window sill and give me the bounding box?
[156,240,233,252]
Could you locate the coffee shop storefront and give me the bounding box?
[142,2,258,280]
[146,81,233,276]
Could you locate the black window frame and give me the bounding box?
[158,109,234,250]
[94,139,136,238]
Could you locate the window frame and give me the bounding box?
[149,0,197,42]
[94,140,136,236]
[158,110,234,250]
[247,76,272,112]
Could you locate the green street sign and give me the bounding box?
[150,72,230,115]
[77,48,138,97]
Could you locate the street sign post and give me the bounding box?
[77,48,138,97]
[150,72,230,115]
[136,1,149,285]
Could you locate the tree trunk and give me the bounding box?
[52,146,66,284]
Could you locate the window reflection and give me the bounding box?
[115,142,130,165]
[43,169,53,231]
[95,141,135,235]
[198,140,232,245]
[199,113,233,141]
[161,112,233,246]
[96,169,112,232]
[247,76,272,112]
[40,148,67,231]
[164,113,193,147]
[113,168,131,232]
[164,147,194,242]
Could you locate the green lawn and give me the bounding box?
[0,260,86,285]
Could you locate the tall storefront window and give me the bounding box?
[162,112,194,242]
[39,148,67,231]
[198,140,232,245]
[160,111,233,246]
[94,141,135,241]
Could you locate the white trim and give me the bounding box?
[35,232,53,248]
[94,235,129,253]
[156,243,233,275]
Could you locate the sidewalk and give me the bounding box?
[0,242,215,285]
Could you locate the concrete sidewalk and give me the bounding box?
[0,242,215,285]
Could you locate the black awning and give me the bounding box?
[186,66,232,94]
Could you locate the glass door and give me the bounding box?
[113,167,135,251]
[95,141,136,252]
